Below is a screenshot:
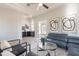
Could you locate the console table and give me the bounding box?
[22,31,35,37]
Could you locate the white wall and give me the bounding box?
[0,6,27,40]
[32,3,79,36]
[0,3,79,39]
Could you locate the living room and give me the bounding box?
[0,2,79,56]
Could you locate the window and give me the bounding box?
[38,20,47,37]
[31,19,34,31]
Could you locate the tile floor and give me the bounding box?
[22,37,68,56]
[0,37,68,56]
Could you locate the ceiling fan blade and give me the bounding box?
[43,4,49,9]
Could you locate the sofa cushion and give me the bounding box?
[67,36,79,44]
[47,36,67,42]
[47,33,68,42]
[46,33,68,49]
[46,38,67,49]
[68,47,79,56]
[67,43,79,48]
[55,40,67,48]
[48,33,67,37]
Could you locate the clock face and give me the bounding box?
[62,17,75,31]
[50,17,59,31]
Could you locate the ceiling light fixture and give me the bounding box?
[38,3,43,6]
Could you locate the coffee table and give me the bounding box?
[37,42,57,56]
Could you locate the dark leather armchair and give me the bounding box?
[1,42,28,56]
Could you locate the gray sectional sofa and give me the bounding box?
[46,33,68,49]
[67,36,79,56]
[41,33,79,56]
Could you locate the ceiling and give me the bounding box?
[0,3,64,17]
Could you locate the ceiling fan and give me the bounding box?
[26,3,49,10]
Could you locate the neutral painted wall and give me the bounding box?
[32,3,79,37]
[0,6,27,40]
[0,3,79,40]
